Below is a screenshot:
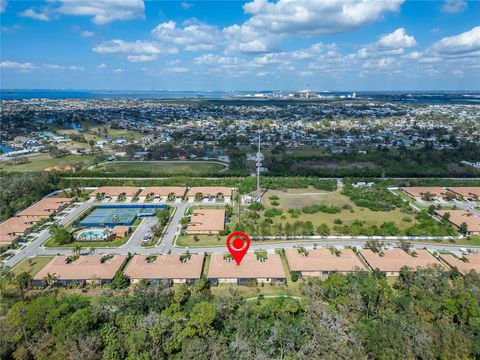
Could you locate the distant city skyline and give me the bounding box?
[1,0,479,91]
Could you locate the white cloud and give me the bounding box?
[376,28,417,49]
[0,60,35,69]
[362,57,396,69]
[20,0,145,25]
[93,39,177,62]
[151,20,222,51]
[1,24,20,32]
[127,54,158,62]
[167,66,189,73]
[43,64,84,71]
[194,54,241,66]
[428,26,480,57]
[112,68,124,73]
[93,40,161,55]
[80,30,94,38]
[1,0,7,13]
[181,2,193,10]
[453,69,464,76]
[57,0,145,24]
[97,63,107,69]
[224,0,404,53]
[1,60,84,71]
[402,51,422,60]
[356,28,417,59]
[441,0,467,14]
[20,8,51,21]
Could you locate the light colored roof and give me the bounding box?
[123,254,204,280]
[360,248,445,272]
[285,248,367,272]
[401,187,447,197]
[0,217,33,236]
[447,187,480,198]
[112,226,129,234]
[16,197,72,217]
[186,209,225,232]
[434,210,480,232]
[17,215,48,224]
[138,186,186,197]
[33,255,127,281]
[208,253,286,279]
[441,253,480,275]
[0,234,18,246]
[89,186,140,197]
[187,186,233,197]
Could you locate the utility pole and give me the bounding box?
[256,132,263,195]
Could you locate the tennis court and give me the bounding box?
[76,204,168,227]
[78,208,138,226]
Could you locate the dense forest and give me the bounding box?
[1,266,479,359]
[0,172,61,221]
[266,144,480,178]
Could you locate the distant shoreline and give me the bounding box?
[1,89,479,104]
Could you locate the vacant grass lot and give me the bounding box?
[177,234,226,247]
[94,160,227,175]
[262,188,417,231]
[0,154,95,172]
[13,256,54,276]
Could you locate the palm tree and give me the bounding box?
[89,246,96,255]
[43,272,59,288]
[72,244,83,258]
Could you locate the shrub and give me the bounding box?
[264,208,283,218]
[248,202,264,211]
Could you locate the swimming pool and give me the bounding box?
[76,228,109,241]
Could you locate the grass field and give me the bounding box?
[94,160,227,175]
[0,154,95,172]
[177,233,227,247]
[12,256,54,276]
[177,188,417,247]
[261,188,417,231]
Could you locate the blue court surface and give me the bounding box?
[77,204,166,227]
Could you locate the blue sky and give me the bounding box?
[1,0,479,91]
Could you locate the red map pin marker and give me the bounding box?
[226,231,250,265]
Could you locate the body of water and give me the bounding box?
[1,89,479,105]
[0,144,13,153]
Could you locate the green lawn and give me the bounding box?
[434,235,480,246]
[44,233,131,248]
[12,256,54,276]
[261,188,417,232]
[93,160,227,175]
[177,234,226,247]
[0,154,95,172]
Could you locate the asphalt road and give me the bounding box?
[4,198,480,268]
